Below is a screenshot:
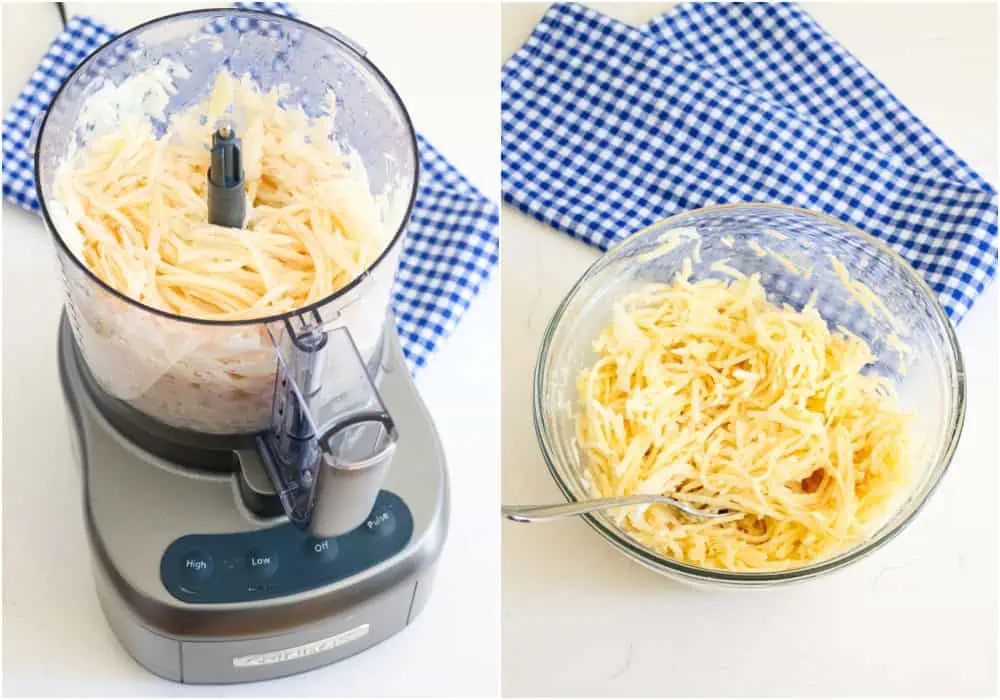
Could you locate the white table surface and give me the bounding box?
[1,3,499,696]
[501,3,998,698]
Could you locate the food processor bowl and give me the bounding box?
[534,203,965,587]
[35,9,418,436]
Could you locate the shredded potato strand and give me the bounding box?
[576,272,913,572]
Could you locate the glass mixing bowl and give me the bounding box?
[534,203,965,587]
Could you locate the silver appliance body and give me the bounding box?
[57,314,449,684]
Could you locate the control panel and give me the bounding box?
[160,491,413,604]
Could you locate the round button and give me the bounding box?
[180,550,214,583]
[305,537,339,563]
[247,548,278,578]
[366,509,396,537]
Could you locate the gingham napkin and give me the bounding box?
[2,2,498,372]
[502,2,997,322]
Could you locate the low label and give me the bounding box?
[232,624,371,668]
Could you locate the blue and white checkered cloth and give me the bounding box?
[2,2,498,372]
[502,2,997,322]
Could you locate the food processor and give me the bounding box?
[34,10,448,683]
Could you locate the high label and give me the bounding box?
[231,624,371,668]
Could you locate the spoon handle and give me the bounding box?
[502,495,663,523]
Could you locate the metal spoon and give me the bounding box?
[502,495,733,523]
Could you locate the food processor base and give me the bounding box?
[58,314,449,683]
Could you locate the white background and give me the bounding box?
[1,2,499,696]
[501,2,998,698]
